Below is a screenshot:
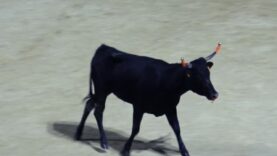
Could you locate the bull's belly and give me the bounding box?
[112,91,137,104]
[112,88,180,117]
[113,93,177,117]
[144,107,167,116]
[140,101,177,116]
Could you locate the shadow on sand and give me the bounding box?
[47,122,179,155]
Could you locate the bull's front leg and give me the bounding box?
[121,107,144,156]
[166,108,190,156]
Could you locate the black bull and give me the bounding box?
[75,44,219,156]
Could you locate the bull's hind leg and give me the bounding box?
[75,97,95,140]
[94,96,109,149]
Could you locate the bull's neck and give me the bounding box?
[167,64,192,95]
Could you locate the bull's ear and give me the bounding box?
[207,62,214,69]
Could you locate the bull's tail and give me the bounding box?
[76,65,96,140]
[82,65,95,103]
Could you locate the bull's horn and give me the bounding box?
[181,58,192,68]
[205,42,222,61]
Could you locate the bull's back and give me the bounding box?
[91,44,168,82]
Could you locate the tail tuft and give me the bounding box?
[82,94,94,104]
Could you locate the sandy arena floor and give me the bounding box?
[0,0,276,156]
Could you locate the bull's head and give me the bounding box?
[182,43,221,101]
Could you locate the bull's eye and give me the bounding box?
[205,79,211,87]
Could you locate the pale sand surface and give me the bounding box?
[0,0,276,156]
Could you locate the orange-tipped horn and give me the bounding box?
[205,42,222,61]
[181,58,192,68]
[215,42,221,54]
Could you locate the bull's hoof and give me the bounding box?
[181,151,190,156]
[120,150,130,156]
[100,142,109,150]
[74,133,81,141]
